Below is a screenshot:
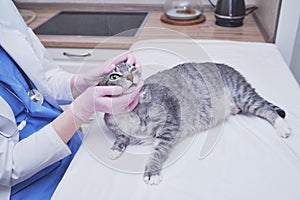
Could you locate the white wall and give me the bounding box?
[275,0,300,66]
[290,19,300,85]
[254,0,280,42]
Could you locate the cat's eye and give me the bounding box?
[109,74,121,80]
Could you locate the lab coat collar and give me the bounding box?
[0,185,10,200]
[0,96,18,138]
[0,27,61,109]
[0,0,27,35]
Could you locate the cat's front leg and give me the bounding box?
[108,135,130,160]
[143,134,175,185]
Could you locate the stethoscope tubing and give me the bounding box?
[0,81,29,138]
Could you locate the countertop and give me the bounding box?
[18,3,265,49]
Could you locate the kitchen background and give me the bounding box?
[14,0,300,83]
[15,0,280,43]
[16,0,254,3]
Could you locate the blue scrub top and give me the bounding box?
[0,46,81,200]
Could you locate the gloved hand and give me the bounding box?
[72,52,141,94]
[69,81,144,122]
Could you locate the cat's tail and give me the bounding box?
[271,105,286,118]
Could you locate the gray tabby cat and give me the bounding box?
[93,62,291,185]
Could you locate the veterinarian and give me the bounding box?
[0,1,143,199]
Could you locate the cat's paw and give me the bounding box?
[143,173,163,185]
[231,107,240,115]
[108,149,123,160]
[274,118,292,138]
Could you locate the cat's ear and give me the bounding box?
[84,76,108,86]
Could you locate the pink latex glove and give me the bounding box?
[73,52,142,94]
[69,81,144,121]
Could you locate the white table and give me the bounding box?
[52,40,300,200]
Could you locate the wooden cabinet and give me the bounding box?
[47,48,126,73]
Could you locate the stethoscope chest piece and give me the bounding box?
[28,89,44,105]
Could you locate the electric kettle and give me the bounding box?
[208,0,257,27]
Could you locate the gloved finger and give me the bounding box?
[133,80,144,94]
[112,52,133,64]
[102,63,117,74]
[125,53,136,65]
[96,96,133,115]
[113,80,144,105]
[103,52,132,73]
[125,53,142,69]
[103,52,143,74]
[94,85,123,97]
[134,60,142,68]
[107,80,143,114]
[125,93,140,112]
[91,97,113,114]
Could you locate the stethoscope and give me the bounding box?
[0,65,44,133]
[16,64,44,105]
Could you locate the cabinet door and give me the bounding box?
[47,48,126,73]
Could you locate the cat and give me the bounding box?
[92,62,291,185]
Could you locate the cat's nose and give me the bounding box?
[127,74,133,81]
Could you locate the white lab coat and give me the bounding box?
[0,1,76,199]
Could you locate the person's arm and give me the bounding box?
[52,79,143,144]
[0,80,141,187]
[51,108,83,143]
[0,118,71,187]
[0,75,142,188]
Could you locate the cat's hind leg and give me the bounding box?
[236,88,291,138]
[274,117,291,138]
[108,135,130,160]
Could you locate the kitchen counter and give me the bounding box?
[19,4,265,49]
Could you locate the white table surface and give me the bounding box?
[52,40,300,200]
